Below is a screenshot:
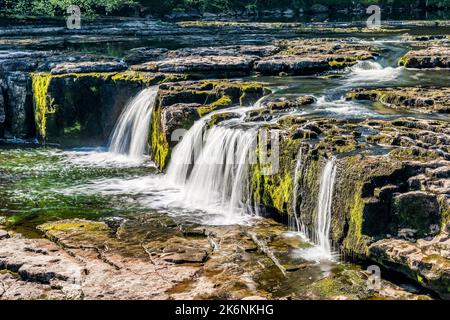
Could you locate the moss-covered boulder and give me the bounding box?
[150,80,266,170]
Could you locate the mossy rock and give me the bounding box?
[31,71,187,146]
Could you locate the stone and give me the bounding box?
[167,45,280,59]
[399,47,450,68]
[254,39,376,75]
[264,96,316,110]
[133,55,257,77]
[369,236,450,299]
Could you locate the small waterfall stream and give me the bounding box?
[315,157,337,257]
[167,119,257,218]
[109,86,158,159]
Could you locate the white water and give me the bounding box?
[166,118,208,185]
[109,86,158,160]
[314,96,377,118]
[347,60,402,83]
[314,158,337,258]
[167,122,257,220]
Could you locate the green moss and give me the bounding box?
[31,73,54,139]
[151,106,170,171]
[63,122,81,135]
[197,95,232,117]
[389,147,440,161]
[398,55,409,67]
[328,57,358,69]
[343,186,369,256]
[38,219,109,233]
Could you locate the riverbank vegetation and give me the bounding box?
[1,0,449,17]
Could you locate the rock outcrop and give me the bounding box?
[346,87,450,113]
[399,47,450,69]
[254,39,377,75]
[0,217,428,300]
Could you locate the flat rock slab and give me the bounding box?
[254,39,377,75]
[50,61,128,75]
[132,55,257,74]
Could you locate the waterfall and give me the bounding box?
[166,118,208,185]
[166,120,257,218]
[108,86,158,159]
[314,157,337,257]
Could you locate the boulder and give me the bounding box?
[399,47,450,68]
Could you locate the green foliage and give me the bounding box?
[3,0,137,16]
[3,0,450,17]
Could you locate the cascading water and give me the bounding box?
[166,118,208,185]
[166,117,257,220]
[108,86,158,159]
[314,157,337,257]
